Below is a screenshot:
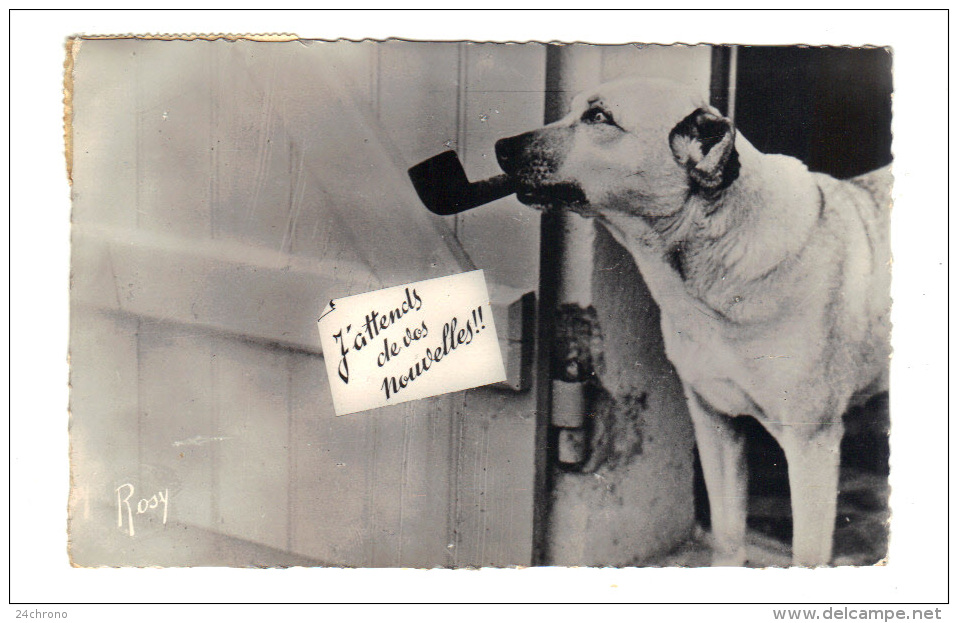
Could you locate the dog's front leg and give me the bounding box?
[684,387,748,566]
[779,422,843,567]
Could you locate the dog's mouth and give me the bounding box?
[514,181,588,211]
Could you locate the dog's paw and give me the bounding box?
[669,107,740,193]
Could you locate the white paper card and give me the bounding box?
[318,270,507,415]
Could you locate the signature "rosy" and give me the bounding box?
[115,483,168,537]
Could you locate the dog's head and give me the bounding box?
[495,79,739,219]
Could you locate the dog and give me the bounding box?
[495,79,891,567]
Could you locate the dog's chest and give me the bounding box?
[658,304,761,415]
[627,241,819,417]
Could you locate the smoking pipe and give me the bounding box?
[407,150,516,215]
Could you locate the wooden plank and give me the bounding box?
[210,336,292,551]
[315,40,379,108]
[451,387,537,567]
[71,224,380,354]
[210,43,295,251]
[227,40,473,287]
[217,43,389,266]
[288,352,411,566]
[68,308,141,565]
[136,320,216,531]
[68,309,140,487]
[289,350,464,568]
[457,42,545,291]
[72,224,530,391]
[69,41,544,570]
[132,39,214,237]
[393,394,459,567]
[489,287,535,392]
[288,351,372,565]
[70,39,138,229]
[376,41,461,168]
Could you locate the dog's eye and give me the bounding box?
[582,107,615,126]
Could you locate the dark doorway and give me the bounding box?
[734,46,893,179]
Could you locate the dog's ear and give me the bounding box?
[669,107,740,193]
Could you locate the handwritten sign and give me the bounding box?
[318,270,506,415]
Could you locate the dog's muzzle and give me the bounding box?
[495,131,588,210]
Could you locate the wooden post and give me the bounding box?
[532,43,603,565]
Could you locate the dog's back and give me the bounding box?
[812,166,892,398]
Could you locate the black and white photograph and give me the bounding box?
[67,37,893,569]
[8,8,950,611]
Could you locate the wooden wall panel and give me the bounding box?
[289,349,466,568]
[288,351,369,565]
[210,44,295,251]
[285,181,383,294]
[132,40,214,237]
[450,388,536,567]
[376,41,461,168]
[314,40,379,109]
[233,41,471,287]
[71,225,378,354]
[392,394,460,567]
[211,337,292,551]
[136,320,215,531]
[68,308,141,566]
[71,39,540,568]
[457,43,545,291]
[288,352,405,567]
[71,39,138,229]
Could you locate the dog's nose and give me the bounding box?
[495,132,530,175]
[494,137,515,171]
